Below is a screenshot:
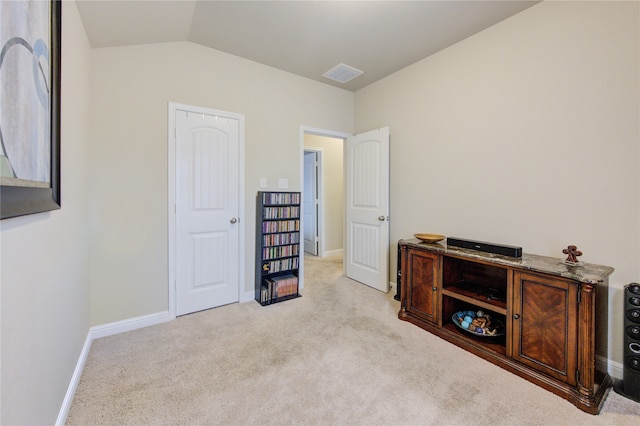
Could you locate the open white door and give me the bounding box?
[303,151,319,255]
[345,127,390,292]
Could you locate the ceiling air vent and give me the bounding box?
[322,63,363,84]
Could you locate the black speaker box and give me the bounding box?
[615,283,640,402]
[446,237,522,258]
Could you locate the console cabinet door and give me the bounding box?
[512,271,578,385]
[405,248,440,323]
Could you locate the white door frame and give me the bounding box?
[168,102,246,319]
[303,148,322,256]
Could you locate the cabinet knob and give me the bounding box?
[432,287,437,291]
[378,216,386,221]
[513,314,520,320]
[230,217,238,224]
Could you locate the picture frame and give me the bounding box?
[0,0,61,219]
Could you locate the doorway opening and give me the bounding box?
[299,126,390,294]
[300,127,348,262]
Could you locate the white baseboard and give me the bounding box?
[322,248,343,257]
[240,290,255,303]
[91,311,173,339]
[599,355,623,380]
[55,332,92,426]
[56,310,173,426]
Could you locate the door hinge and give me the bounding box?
[576,369,580,382]
[577,288,581,304]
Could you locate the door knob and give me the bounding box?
[378,216,386,221]
[230,217,238,224]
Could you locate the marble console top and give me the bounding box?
[400,239,614,284]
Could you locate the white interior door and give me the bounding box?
[303,151,318,255]
[345,127,390,292]
[175,109,240,315]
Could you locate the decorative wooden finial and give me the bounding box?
[562,245,583,263]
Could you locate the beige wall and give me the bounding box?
[0,2,92,424]
[355,0,639,367]
[304,134,344,255]
[89,42,354,325]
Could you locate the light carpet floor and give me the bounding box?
[67,254,640,425]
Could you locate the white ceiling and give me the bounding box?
[76,0,539,91]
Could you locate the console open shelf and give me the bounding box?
[441,322,508,356]
[441,283,507,315]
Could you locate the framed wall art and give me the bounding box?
[0,0,61,219]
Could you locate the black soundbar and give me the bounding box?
[446,237,522,258]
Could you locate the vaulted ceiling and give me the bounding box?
[76,1,539,91]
